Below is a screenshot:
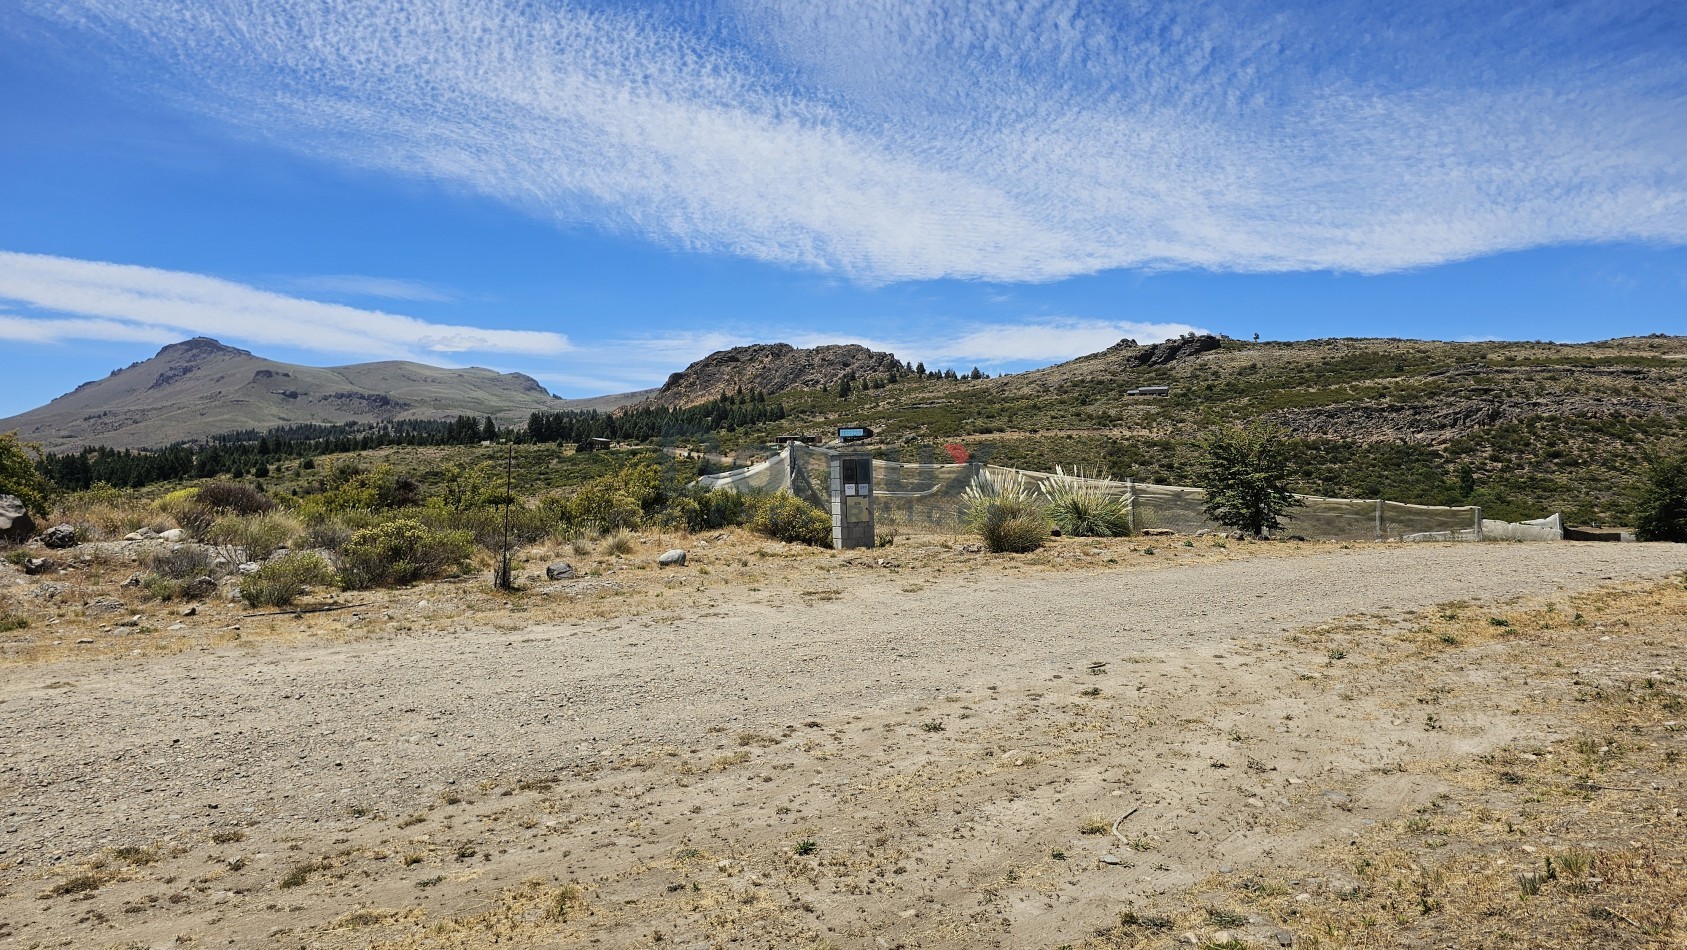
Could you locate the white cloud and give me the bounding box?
[285,274,456,302]
[789,319,1204,369]
[15,0,1684,282]
[0,251,570,360]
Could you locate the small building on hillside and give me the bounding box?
[1127,385,1171,397]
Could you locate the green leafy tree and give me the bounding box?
[1634,448,1687,542]
[1197,422,1304,537]
[0,432,52,515]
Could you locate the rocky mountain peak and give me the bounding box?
[642,342,903,408]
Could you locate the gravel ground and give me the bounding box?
[2,541,1683,947]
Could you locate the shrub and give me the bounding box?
[414,502,558,554]
[205,512,299,562]
[1041,467,1132,537]
[601,529,635,556]
[154,487,202,523]
[56,484,160,540]
[0,432,53,516]
[964,471,1049,553]
[143,575,183,602]
[296,463,421,518]
[653,488,748,533]
[338,519,472,589]
[747,492,832,546]
[561,461,672,531]
[143,545,216,580]
[696,488,748,530]
[1634,448,1687,542]
[240,552,336,608]
[301,516,356,553]
[195,482,276,516]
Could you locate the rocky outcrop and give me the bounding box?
[0,495,34,543]
[1121,333,1223,368]
[642,343,904,408]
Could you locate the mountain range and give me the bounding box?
[0,338,649,451]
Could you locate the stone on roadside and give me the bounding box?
[657,549,687,567]
[159,528,186,542]
[41,524,79,549]
[545,562,576,580]
[23,556,55,575]
[182,576,218,601]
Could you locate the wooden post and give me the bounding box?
[1474,506,1484,542]
[1375,499,1385,542]
[1126,478,1136,535]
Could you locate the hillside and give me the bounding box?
[714,334,1687,525]
[641,342,903,408]
[0,338,643,451]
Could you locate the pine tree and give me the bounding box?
[1197,422,1304,537]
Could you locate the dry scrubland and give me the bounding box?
[1,536,1685,949]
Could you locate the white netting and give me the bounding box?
[696,445,1554,541]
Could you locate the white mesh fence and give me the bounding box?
[696,444,1554,541]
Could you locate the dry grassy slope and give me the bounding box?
[751,334,1687,523]
[0,338,642,451]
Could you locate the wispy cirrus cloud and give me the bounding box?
[11,0,1683,283]
[0,251,570,360]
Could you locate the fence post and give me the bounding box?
[1126,478,1136,534]
[1474,506,1484,542]
[1375,499,1384,542]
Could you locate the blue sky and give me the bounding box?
[1,0,1683,417]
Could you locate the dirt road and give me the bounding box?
[3,542,1683,948]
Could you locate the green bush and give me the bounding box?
[964,472,1049,553]
[0,432,52,516]
[654,488,748,533]
[143,545,216,580]
[1041,468,1131,537]
[416,502,559,553]
[747,492,832,546]
[1634,449,1687,542]
[195,482,276,516]
[241,552,337,608]
[205,512,299,562]
[143,575,183,602]
[338,519,473,589]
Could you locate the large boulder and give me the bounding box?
[181,576,219,601]
[545,561,576,580]
[657,549,687,567]
[40,524,79,549]
[0,495,34,543]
